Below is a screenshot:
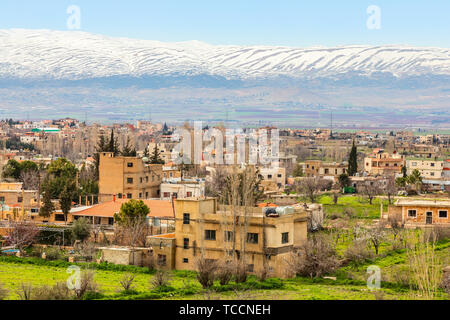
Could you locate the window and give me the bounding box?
[0,196,4,202]
[186,191,192,197]
[224,231,234,242]
[163,192,170,198]
[30,208,39,213]
[430,172,435,176]
[127,162,133,167]
[267,174,272,179]
[282,232,289,244]
[431,163,435,167]
[146,176,149,182]
[139,193,142,198]
[140,177,143,183]
[183,238,189,249]
[108,218,114,225]
[277,174,282,178]
[183,258,189,263]
[247,233,258,244]
[183,213,190,224]
[18,197,23,203]
[118,193,122,199]
[55,214,65,222]
[408,210,417,218]
[205,230,216,241]
[247,264,254,272]
[127,193,132,199]
[439,210,448,218]
[127,177,133,184]
[145,192,149,198]
[157,254,167,266]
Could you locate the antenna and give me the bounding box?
[330,111,333,138]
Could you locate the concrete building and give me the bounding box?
[406,158,444,179]
[258,167,286,191]
[388,199,450,227]
[98,152,163,202]
[173,198,310,278]
[303,160,347,181]
[160,180,205,200]
[364,149,404,176]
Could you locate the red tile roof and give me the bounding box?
[72,199,174,218]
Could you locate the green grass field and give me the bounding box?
[0,258,426,300]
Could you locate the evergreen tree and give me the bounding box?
[150,144,165,164]
[143,146,150,158]
[347,140,358,176]
[401,165,407,178]
[59,181,76,224]
[121,136,136,157]
[108,130,115,153]
[39,187,54,218]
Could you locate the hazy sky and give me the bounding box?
[1,0,449,47]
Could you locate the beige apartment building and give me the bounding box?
[99,152,163,201]
[364,149,404,176]
[173,198,309,278]
[304,160,347,181]
[406,158,444,179]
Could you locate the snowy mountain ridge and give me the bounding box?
[1,29,450,81]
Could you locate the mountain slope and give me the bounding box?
[1,29,450,81]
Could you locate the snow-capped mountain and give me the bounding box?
[1,29,450,81]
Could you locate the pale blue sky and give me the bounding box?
[0,0,449,47]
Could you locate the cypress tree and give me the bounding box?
[347,140,358,176]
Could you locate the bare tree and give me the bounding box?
[296,177,327,203]
[119,273,136,291]
[74,270,99,299]
[366,221,386,255]
[361,181,382,205]
[384,175,397,205]
[388,213,405,242]
[20,170,39,190]
[195,255,218,289]
[7,221,40,253]
[150,269,171,289]
[286,234,340,278]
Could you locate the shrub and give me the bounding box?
[195,256,218,288]
[288,234,341,278]
[216,262,233,286]
[390,266,411,287]
[71,218,92,242]
[44,247,65,261]
[233,260,248,284]
[75,270,100,299]
[32,282,72,300]
[344,240,373,265]
[440,267,450,294]
[342,208,356,219]
[16,282,33,300]
[119,273,136,291]
[0,282,9,300]
[150,270,171,289]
